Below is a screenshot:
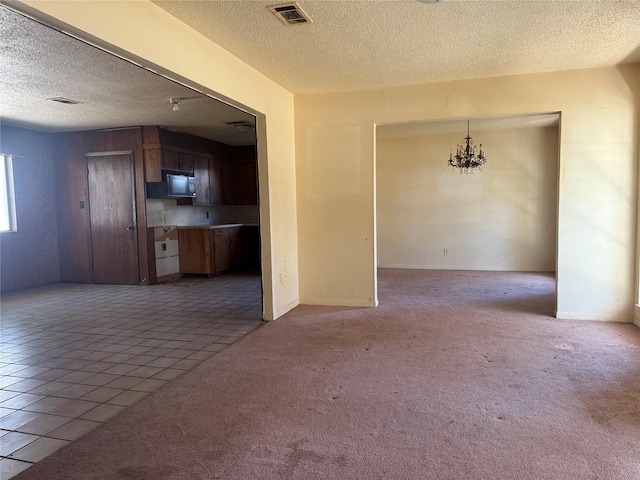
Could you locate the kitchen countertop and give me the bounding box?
[176,223,258,229]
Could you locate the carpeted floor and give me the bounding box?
[13,270,640,479]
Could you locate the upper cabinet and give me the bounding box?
[142,126,257,206]
[194,156,220,205]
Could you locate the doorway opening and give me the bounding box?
[0,5,269,319]
[374,113,561,314]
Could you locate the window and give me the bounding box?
[0,153,17,232]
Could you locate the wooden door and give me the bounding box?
[87,152,138,284]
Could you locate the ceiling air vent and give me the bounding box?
[47,97,84,105]
[267,3,312,26]
[225,121,256,133]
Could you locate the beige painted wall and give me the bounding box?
[296,66,639,321]
[377,127,558,271]
[16,0,300,320]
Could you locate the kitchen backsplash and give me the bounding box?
[146,199,260,227]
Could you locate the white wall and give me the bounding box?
[16,0,300,320]
[296,66,639,322]
[377,127,558,272]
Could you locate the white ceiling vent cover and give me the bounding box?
[268,3,312,26]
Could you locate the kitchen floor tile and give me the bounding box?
[47,419,101,442]
[145,357,179,368]
[0,411,42,431]
[101,363,139,376]
[17,414,71,436]
[1,273,262,473]
[0,431,40,456]
[9,436,69,463]
[170,359,202,370]
[127,366,164,378]
[0,458,32,479]
[27,381,72,396]
[49,399,100,418]
[0,394,45,410]
[51,384,98,400]
[0,391,20,403]
[79,403,126,423]
[80,387,124,403]
[151,369,185,381]
[22,396,72,414]
[103,376,144,390]
[106,390,149,407]
[80,373,120,387]
[129,379,169,393]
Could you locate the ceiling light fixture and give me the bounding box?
[417,0,447,4]
[169,98,181,112]
[448,120,487,174]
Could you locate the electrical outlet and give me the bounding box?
[443,248,450,256]
[205,211,209,219]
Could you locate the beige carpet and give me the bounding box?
[15,270,640,479]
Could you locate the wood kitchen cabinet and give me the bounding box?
[161,150,194,174]
[221,160,257,205]
[209,159,223,205]
[178,228,214,274]
[142,126,257,205]
[193,156,211,205]
[229,227,247,268]
[193,157,222,205]
[213,228,230,273]
[178,226,247,275]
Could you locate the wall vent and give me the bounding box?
[47,97,84,105]
[267,3,312,26]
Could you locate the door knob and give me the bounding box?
[126,225,135,230]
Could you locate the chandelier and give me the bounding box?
[448,120,487,174]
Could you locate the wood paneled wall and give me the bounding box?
[54,128,149,284]
[1,126,60,292]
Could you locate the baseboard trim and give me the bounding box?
[556,311,632,323]
[299,298,377,308]
[378,264,551,272]
[264,298,299,322]
[633,305,640,329]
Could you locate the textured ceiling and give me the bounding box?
[0,6,256,145]
[2,1,638,142]
[154,0,640,94]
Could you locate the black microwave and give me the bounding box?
[147,174,196,199]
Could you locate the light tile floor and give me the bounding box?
[0,272,263,479]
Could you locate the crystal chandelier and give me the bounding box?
[448,120,487,174]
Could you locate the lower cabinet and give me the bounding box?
[178,226,248,275]
[213,229,230,273]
